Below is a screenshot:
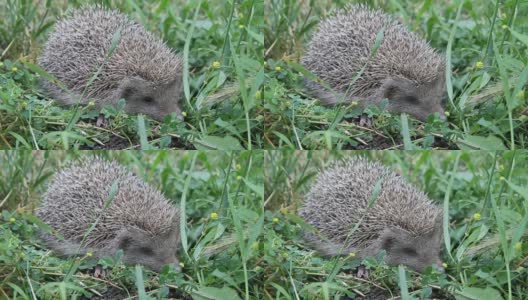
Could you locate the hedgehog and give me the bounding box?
[38,7,183,121]
[298,158,444,273]
[36,157,181,272]
[301,5,446,121]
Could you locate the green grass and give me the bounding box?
[0,150,264,299]
[264,150,528,299]
[0,0,264,150]
[2,150,527,299]
[264,0,528,149]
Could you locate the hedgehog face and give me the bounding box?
[118,77,183,121]
[381,76,446,121]
[378,216,444,273]
[114,216,181,272]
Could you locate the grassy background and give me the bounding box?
[264,0,528,150]
[0,150,264,299]
[0,0,264,150]
[264,150,527,299]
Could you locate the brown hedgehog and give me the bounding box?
[38,7,183,121]
[299,158,444,273]
[302,5,446,121]
[36,157,181,272]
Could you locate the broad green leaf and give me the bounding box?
[455,287,504,300]
[457,135,507,150]
[193,135,244,150]
[192,286,241,300]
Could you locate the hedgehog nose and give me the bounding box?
[434,264,445,273]
[173,262,181,271]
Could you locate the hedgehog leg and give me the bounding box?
[358,114,373,127]
[92,265,107,279]
[356,265,369,279]
[96,114,109,127]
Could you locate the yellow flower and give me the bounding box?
[255,91,261,100]
[514,242,522,251]
[444,111,450,117]
[0,62,4,67]
[499,164,505,172]
[442,263,448,269]
[475,61,484,69]
[212,61,221,69]
[210,212,218,220]
[9,217,16,223]
[500,176,506,181]
[251,242,259,250]
[179,262,185,268]
[236,164,241,170]
[473,213,481,221]
[238,24,244,29]
[86,252,93,257]
[280,207,288,214]
[501,13,507,19]
[238,12,244,18]
[351,101,359,106]
[263,61,267,66]
[348,252,356,258]
[272,217,279,223]
[88,101,95,106]
[517,90,525,99]
[182,111,187,117]
[502,24,508,30]
[236,175,242,181]
[11,67,17,72]
[275,66,281,72]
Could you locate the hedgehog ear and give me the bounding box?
[115,229,133,251]
[379,227,410,250]
[118,77,148,99]
[381,78,402,100]
[115,227,149,250]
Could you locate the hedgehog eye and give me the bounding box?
[142,96,154,103]
[138,246,154,255]
[118,236,132,250]
[384,85,399,99]
[402,247,418,255]
[381,237,394,250]
[404,96,419,103]
[122,87,135,99]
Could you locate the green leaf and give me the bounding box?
[134,265,147,300]
[217,71,227,88]
[193,135,244,150]
[398,266,410,300]
[241,178,263,198]
[137,115,154,150]
[192,286,241,300]
[7,283,29,299]
[457,135,507,150]
[509,28,528,48]
[400,113,418,150]
[455,287,504,300]
[285,213,317,233]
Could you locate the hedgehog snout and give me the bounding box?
[434,263,445,272]
[426,102,446,121]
